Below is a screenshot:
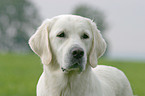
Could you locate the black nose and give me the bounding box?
[71,47,84,59]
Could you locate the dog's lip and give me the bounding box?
[70,63,80,68]
[61,63,83,73]
[61,67,67,72]
[61,67,79,72]
[61,67,82,74]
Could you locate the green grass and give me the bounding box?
[99,58,145,96]
[0,54,42,96]
[0,54,145,96]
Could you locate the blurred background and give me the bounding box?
[0,0,145,96]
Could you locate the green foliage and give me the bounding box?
[0,54,145,96]
[0,0,41,52]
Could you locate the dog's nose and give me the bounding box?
[71,47,84,59]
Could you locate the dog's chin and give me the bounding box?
[61,63,85,74]
[61,68,82,74]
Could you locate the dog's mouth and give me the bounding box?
[61,63,83,73]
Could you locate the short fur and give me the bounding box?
[29,15,133,96]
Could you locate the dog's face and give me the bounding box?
[49,16,93,72]
[29,15,106,73]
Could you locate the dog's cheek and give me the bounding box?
[55,46,66,67]
[84,53,87,66]
[87,43,92,54]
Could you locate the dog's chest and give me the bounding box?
[48,79,101,96]
[59,83,85,96]
[37,76,99,96]
[37,72,103,96]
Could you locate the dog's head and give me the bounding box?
[29,15,106,73]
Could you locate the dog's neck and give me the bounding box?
[42,63,102,96]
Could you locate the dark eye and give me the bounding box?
[81,33,89,39]
[57,32,65,38]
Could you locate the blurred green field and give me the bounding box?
[0,54,145,96]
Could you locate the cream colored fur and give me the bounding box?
[29,15,133,96]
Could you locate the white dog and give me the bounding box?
[29,15,133,96]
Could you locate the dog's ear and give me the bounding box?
[29,19,52,65]
[89,20,107,68]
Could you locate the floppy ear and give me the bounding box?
[89,21,107,68]
[29,19,52,65]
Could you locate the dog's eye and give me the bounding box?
[57,32,65,38]
[81,33,89,39]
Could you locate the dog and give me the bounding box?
[29,15,133,96]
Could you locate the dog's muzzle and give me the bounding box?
[62,46,86,73]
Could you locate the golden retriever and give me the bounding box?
[29,15,133,96]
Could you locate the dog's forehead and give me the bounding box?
[51,15,91,32]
